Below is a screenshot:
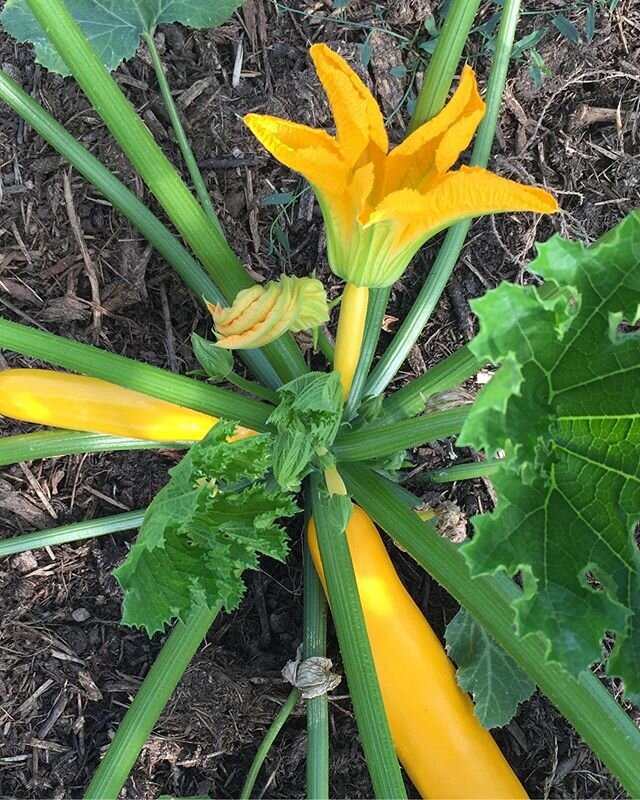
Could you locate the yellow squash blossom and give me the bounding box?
[245,44,558,289]
[208,274,328,349]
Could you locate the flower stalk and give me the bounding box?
[334,283,369,400]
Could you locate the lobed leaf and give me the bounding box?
[1,0,246,75]
[268,372,343,491]
[445,608,535,728]
[114,422,298,635]
[460,211,640,700]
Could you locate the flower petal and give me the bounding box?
[385,66,485,192]
[369,165,559,251]
[244,113,346,192]
[207,286,263,332]
[213,286,280,338]
[244,113,364,237]
[310,43,388,165]
[290,278,330,331]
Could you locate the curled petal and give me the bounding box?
[206,286,263,336]
[291,278,331,331]
[210,276,329,349]
[385,66,485,192]
[209,286,280,338]
[310,43,388,165]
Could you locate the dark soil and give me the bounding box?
[1,0,639,798]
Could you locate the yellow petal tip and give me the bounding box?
[523,185,560,214]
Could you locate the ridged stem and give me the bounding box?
[366,0,523,396]
[142,31,223,237]
[0,429,184,468]
[0,510,145,557]
[408,0,483,132]
[84,603,219,800]
[23,0,306,384]
[303,534,329,799]
[239,689,300,800]
[381,344,483,423]
[310,473,406,799]
[428,459,502,483]
[333,408,468,462]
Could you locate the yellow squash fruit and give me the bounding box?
[0,369,254,442]
[308,505,528,800]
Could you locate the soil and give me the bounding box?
[0,0,639,798]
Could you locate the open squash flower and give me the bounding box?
[208,274,328,349]
[245,45,558,289]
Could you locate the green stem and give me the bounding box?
[303,533,329,800]
[342,464,640,799]
[344,287,390,419]
[333,408,468,462]
[0,67,281,390]
[367,0,523,396]
[239,689,300,800]
[142,31,223,237]
[310,473,406,800]
[226,372,279,405]
[408,0,483,132]
[315,328,335,366]
[0,510,145,557]
[381,345,483,423]
[85,603,219,800]
[352,0,481,407]
[0,317,271,431]
[427,459,502,483]
[0,429,185,467]
[24,0,307,384]
[364,226,471,396]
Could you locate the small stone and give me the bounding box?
[11,551,38,574]
[72,607,90,623]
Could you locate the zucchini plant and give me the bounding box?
[0,0,638,798]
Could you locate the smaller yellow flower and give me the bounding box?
[245,45,559,289]
[208,275,328,349]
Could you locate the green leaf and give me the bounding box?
[114,422,298,635]
[191,332,234,381]
[552,13,581,44]
[459,211,640,700]
[585,6,596,42]
[1,0,246,75]
[268,372,344,492]
[511,27,547,58]
[445,609,535,728]
[389,65,407,79]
